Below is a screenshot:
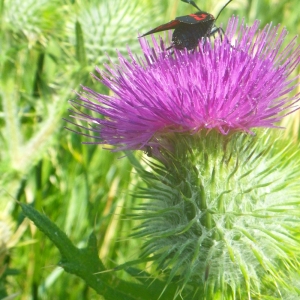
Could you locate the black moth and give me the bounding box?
[141,0,232,50]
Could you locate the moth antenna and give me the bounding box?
[215,0,232,21]
[181,0,202,11]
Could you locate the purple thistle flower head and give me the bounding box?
[71,16,300,151]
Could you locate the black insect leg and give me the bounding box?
[166,44,175,55]
[208,26,223,40]
[208,26,234,49]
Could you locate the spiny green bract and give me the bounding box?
[132,130,300,299]
[75,0,164,65]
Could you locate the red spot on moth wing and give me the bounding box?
[176,13,214,24]
[140,20,180,37]
[190,13,210,21]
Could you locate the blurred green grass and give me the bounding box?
[0,0,299,299]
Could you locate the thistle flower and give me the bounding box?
[69,16,300,299]
[71,16,300,152]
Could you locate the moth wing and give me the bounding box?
[140,20,180,37]
[176,13,214,24]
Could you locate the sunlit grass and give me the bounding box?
[0,0,299,298]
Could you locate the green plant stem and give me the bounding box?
[19,202,173,300]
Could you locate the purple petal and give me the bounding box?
[70,16,300,151]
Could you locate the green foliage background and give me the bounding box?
[0,0,299,299]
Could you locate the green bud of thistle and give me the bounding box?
[132,130,300,299]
